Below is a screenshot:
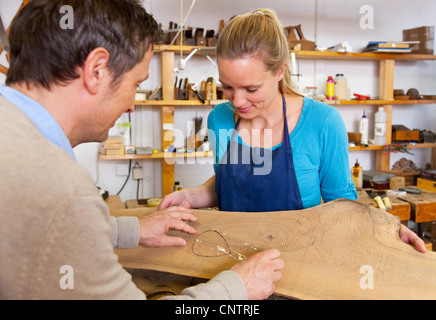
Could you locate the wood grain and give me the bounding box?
[112,199,436,300]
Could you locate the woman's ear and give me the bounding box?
[277,62,287,82]
[82,47,110,95]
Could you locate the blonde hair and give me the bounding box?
[216,8,301,96]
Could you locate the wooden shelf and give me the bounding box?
[324,99,436,105]
[99,144,436,160]
[99,151,213,161]
[136,99,436,107]
[295,50,436,61]
[134,99,227,106]
[153,45,436,61]
[349,143,436,151]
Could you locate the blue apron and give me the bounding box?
[215,94,304,212]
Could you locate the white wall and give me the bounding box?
[1,0,436,202]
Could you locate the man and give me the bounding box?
[0,0,284,299]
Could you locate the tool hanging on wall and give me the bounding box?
[284,25,315,51]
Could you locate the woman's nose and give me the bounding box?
[232,90,247,107]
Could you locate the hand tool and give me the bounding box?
[378,192,392,211]
[353,93,371,100]
[366,190,387,210]
[0,16,10,53]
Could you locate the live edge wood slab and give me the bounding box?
[111,199,436,300]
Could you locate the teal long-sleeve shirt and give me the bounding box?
[207,97,357,209]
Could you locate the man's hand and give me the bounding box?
[399,224,427,253]
[231,249,285,300]
[138,207,197,247]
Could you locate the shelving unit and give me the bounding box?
[99,46,436,196]
[295,50,436,171]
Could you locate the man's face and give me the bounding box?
[91,47,153,142]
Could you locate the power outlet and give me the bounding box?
[133,166,144,180]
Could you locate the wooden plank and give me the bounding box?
[111,199,436,300]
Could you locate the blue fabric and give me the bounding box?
[0,85,75,160]
[208,97,357,209]
[215,94,303,212]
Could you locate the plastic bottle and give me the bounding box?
[359,110,369,145]
[351,159,363,191]
[172,181,184,192]
[334,74,348,100]
[326,76,335,100]
[374,107,387,145]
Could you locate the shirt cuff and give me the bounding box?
[110,216,140,249]
[210,270,248,300]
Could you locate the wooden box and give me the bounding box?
[417,178,436,193]
[392,125,420,142]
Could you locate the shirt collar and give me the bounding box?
[0,84,76,160]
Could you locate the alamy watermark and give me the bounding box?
[59,5,74,30]
[359,265,374,290]
[59,265,74,290]
[163,123,273,176]
[359,5,374,30]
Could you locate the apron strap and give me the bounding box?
[282,94,291,148]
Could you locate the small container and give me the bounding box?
[374,107,387,145]
[305,86,318,99]
[351,159,363,191]
[172,181,184,192]
[359,110,369,145]
[334,74,348,100]
[326,76,335,100]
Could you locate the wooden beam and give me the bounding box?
[161,51,175,196]
[376,59,395,171]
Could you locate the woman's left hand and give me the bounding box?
[399,224,427,253]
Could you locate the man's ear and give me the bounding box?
[82,47,110,95]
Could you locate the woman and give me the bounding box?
[161,8,357,212]
[159,8,426,253]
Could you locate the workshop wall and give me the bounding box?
[1,0,435,203]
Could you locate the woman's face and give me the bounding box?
[218,55,285,120]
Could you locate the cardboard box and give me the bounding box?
[403,26,434,54]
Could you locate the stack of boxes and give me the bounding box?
[403,26,434,54]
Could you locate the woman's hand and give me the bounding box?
[399,224,427,253]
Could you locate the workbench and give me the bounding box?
[356,189,436,250]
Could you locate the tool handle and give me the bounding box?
[382,197,392,211]
[374,196,386,210]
